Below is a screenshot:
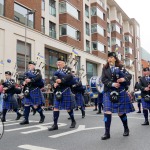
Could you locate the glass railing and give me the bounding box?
[49,30,56,39]
[85,10,89,18]
[49,6,56,17]
[86,46,90,52]
[86,28,90,36]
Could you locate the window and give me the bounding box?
[42,0,45,10]
[107,23,110,33]
[14,3,34,28]
[59,2,80,20]
[49,21,56,39]
[49,0,56,17]
[111,24,121,34]
[0,0,4,16]
[91,7,104,20]
[86,62,97,84]
[86,40,90,52]
[107,37,110,47]
[92,41,106,52]
[125,47,132,54]
[60,24,80,40]
[111,38,121,47]
[17,40,31,72]
[124,35,132,43]
[91,24,104,36]
[107,8,109,19]
[85,22,90,36]
[85,5,89,18]
[41,17,45,33]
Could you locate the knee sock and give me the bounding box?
[143,109,148,122]
[36,106,44,117]
[68,110,75,122]
[119,113,128,129]
[24,106,30,121]
[104,113,112,135]
[53,111,59,125]
[2,109,7,119]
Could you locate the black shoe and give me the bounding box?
[137,111,141,113]
[16,113,23,120]
[141,121,149,125]
[33,110,36,115]
[20,119,29,125]
[70,121,76,128]
[68,117,71,120]
[93,109,97,111]
[82,111,85,118]
[1,118,6,122]
[123,128,129,136]
[48,124,58,131]
[39,115,45,123]
[97,111,101,114]
[101,134,110,140]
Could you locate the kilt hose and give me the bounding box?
[22,88,44,106]
[103,90,135,114]
[54,88,75,110]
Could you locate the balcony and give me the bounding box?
[49,6,56,17]
[86,46,90,52]
[86,28,90,36]
[49,30,56,39]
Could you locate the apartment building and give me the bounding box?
[0,0,142,90]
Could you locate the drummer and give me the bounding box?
[134,76,142,113]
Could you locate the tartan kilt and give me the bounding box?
[141,98,150,109]
[3,94,18,109]
[22,88,44,106]
[54,88,75,110]
[75,93,85,107]
[103,91,135,114]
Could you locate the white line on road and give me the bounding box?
[4,121,39,127]
[49,125,104,138]
[21,123,67,134]
[18,145,57,150]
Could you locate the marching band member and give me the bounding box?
[20,61,45,125]
[139,67,150,125]
[2,71,22,122]
[71,71,85,118]
[134,76,142,113]
[48,56,76,131]
[101,52,135,140]
[97,92,103,114]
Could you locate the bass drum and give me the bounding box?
[134,91,141,102]
[89,76,104,94]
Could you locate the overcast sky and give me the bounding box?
[115,0,150,52]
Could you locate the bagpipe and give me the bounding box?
[89,76,104,98]
[109,66,130,103]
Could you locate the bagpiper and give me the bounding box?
[20,61,45,125]
[139,67,150,125]
[101,52,135,140]
[48,56,76,131]
[2,71,22,122]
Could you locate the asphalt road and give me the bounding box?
[0,105,150,150]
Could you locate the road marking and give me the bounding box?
[5,122,67,134]
[18,145,57,150]
[49,125,104,138]
[4,121,39,127]
[21,123,67,134]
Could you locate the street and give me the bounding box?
[0,106,149,150]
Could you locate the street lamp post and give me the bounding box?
[24,10,35,72]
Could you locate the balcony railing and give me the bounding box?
[49,6,56,17]
[49,30,56,39]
